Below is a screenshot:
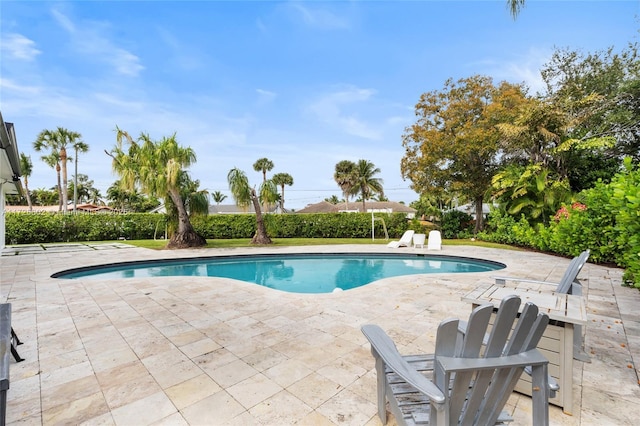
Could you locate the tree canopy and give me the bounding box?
[401,75,526,232]
[107,128,206,248]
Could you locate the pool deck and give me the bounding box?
[1,243,639,425]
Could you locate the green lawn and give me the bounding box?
[121,238,518,251]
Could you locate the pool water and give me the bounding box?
[54,253,504,294]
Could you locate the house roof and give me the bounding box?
[297,201,416,214]
[209,204,279,214]
[0,111,22,195]
[5,203,115,213]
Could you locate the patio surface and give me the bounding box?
[2,243,639,425]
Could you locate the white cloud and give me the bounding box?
[1,33,42,60]
[256,88,277,104]
[288,3,351,30]
[308,86,382,140]
[475,48,551,95]
[50,8,144,77]
[0,78,42,96]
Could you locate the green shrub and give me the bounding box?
[5,213,167,244]
[441,210,473,239]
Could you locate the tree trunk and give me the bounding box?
[474,196,484,234]
[56,163,62,212]
[166,187,206,249]
[250,188,272,244]
[24,176,33,212]
[60,146,68,212]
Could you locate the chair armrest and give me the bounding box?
[361,324,446,404]
[436,349,549,373]
[493,276,560,287]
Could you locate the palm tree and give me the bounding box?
[334,160,357,210]
[253,157,274,183]
[227,167,277,244]
[55,127,82,212]
[41,152,63,210]
[507,0,525,18]
[211,191,227,205]
[352,159,384,212]
[165,172,209,235]
[271,172,294,212]
[19,153,34,211]
[34,127,82,212]
[34,129,62,210]
[325,195,341,204]
[71,138,89,212]
[107,128,206,248]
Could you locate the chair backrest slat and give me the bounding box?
[444,296,549,425]
[556,249,590,294]
[446,303,493,421]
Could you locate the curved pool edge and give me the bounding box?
[51,252,506,280]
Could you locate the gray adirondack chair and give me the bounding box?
[493,250,590,295]
[493,249,590,361]
[361,295,552,425]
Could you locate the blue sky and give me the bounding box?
[1,1,638,210]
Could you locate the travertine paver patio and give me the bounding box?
[1,243,639,425]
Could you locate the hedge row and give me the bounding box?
[5,213,168,244]
[6,212,418,244]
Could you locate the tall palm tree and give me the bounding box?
[271,172,294,212]
[34,127,83,212]
[34,129,62,210]
[19,153,34,211]
[107,128,206,248]
[334,160,357,210]
[352,159,384,212]
[253,157,274,182]
[40,152,63,210]
[227,167,277,244]
[211,191,227,205]
[71,138,89,212]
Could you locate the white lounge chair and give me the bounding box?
[427,230,442,250]
[387,230,415,248]
[412,233,426,249]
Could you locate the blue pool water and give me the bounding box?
[54,253,504,294]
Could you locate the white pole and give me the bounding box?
[371,212,374,241]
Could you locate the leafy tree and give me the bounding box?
[211,190,227,205]
[491,164,571,225]
[227,167,277,244]
[272,172,294,212]
[107,128,206,248]
[541,44,640,164]
[351,159,384,212]
[19,153,33,211]
[68,174,102,205]
[334,160,358,211]
[106,181,159,212]
[30,187,58,205]
[401,75,525,232]
[253,157,274,183]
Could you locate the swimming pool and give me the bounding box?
[53,253,504,294]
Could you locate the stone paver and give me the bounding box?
[2,243,639,425]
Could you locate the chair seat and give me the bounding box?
[384,355,513,425]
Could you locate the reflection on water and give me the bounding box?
[336,259,384,291]
[60,254,503,294]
